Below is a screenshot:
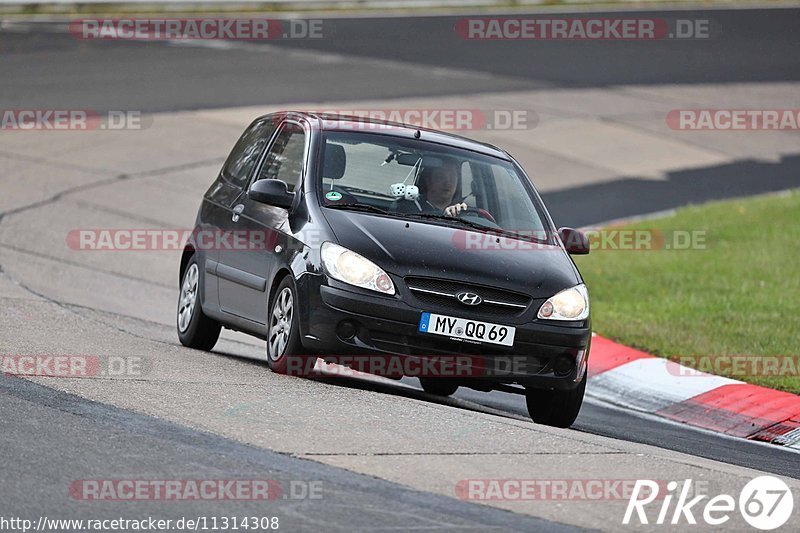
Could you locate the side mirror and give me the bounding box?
[559,227,590,255]
[249,179,295,210]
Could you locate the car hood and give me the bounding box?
[322,209,580,298]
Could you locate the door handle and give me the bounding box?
[231,204,245,222]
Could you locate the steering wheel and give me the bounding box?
[462,206,496,224]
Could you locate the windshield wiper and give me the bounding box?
[324,203,394,216]
[403,212,495,234]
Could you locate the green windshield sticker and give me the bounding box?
[325,191,343,201]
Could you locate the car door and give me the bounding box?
[201,116,277,312]
[216,120,308,324]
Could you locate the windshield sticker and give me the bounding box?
[325,191,343,201]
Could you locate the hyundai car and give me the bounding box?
[177,111,591,427]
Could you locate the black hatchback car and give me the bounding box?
[177,111,591,427]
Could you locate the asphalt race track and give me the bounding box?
[1,375,570,532]
[3,8,799,228]
[1,6,799,531]
[4,9,799,108]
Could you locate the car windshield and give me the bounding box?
[318,131,549,241]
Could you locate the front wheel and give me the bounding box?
[266,277,302,374]
[525,376,586,428]
[177,255,221,351]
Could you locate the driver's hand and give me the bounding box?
[444,203,468,217]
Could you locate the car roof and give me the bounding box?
[266,111,512,160]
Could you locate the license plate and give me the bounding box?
[418,312,516,347]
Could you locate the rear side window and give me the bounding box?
[220,119,276,188]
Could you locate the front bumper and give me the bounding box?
[296,273,591,391]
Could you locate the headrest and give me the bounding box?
[323,143,346,180]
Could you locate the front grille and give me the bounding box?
[404,276,532,319]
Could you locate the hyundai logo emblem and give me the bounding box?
[456,291,483,306]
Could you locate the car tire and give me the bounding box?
[525,375,586,428]
[266,276,302,374]
[419,377,459,397]
[177,255,221,351]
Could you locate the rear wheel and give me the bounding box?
[266,277,302,374]
[525,375,586,428]
[419,377,459,397]
[177,256,221,351]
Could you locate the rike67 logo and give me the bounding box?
[624,476,794,529]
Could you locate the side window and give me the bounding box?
[253,123,306,192]
[220,119,276,188]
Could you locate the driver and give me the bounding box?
[403,161,468,217]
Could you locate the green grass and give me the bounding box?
[574,190,800,394]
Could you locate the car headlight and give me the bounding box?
[538,284,589,321]
[321,242,395,295]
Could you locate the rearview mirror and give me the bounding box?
[395,153,446,168]
[396,153,422,166]
[248,179,295,210]
[559,227,590,255]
